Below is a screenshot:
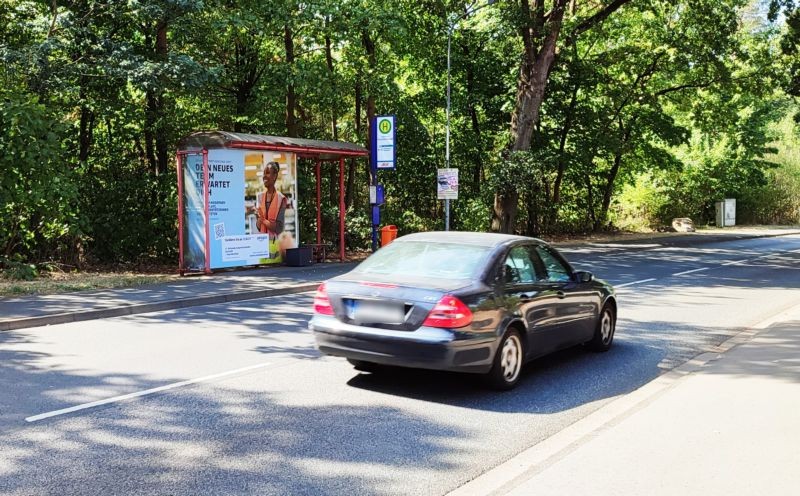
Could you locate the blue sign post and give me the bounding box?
[370,115,396,251]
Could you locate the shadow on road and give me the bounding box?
[344,340,663,414]
[0,339,465,495]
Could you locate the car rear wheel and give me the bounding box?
[588,304,615,352]
[485,329,524,390]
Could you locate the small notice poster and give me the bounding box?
[437,168,459,200]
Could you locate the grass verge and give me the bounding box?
[0,271,178,298]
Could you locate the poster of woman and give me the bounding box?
[244,152,298,263]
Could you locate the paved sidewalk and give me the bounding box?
[0,262,355,331]
[450,302,800,496]
[1,227,797,332]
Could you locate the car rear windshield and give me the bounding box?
[352,241,491,280]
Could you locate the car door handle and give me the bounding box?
[556,291,566,299]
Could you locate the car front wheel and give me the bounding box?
[588,304,615,352]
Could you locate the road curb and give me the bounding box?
[0,283,319,332]
[446,298,800,496]
[553,230,800,249]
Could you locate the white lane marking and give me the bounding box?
[672,267,710,276]
[26,362,272,423]
[721,259,749,266]
[615,278,656,288]
[672,247,800,275]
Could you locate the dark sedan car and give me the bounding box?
[310,232,616,390]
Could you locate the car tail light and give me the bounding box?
[423,295,473,328]
[313,283,334,315]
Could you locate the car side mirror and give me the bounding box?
[573,270,594,283]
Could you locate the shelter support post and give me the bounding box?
[176,153,185,275]
[339,157,346,262]
[316,160,322,246]
[202,149,211,275]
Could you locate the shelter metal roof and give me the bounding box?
[178,131,368,160]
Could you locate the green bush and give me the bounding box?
[0,89,82,261]
[611,174,669,231]
[0,258,39,281]
[82,161,178,263]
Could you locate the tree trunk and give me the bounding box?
[596,121,632,230]
[510,0,567,152]
[361,29,377,195]
[463,42,483,194]
[78,84,93,164]
[143,21,169,176]
[348,81,363,209]
[491,191,518,234]
[491,0,632,233]
[233,38,251,133]
[154,21,168,175]
[325,24,338,142]
[553,76,579,206]
[492,0,568,233]
[585,166,596,229]
[325,24,339,205]
[284,25,298,137]
[144,89,157,173]
[362,29,377,134]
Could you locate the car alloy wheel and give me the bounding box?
[500,334,522,382]
[486,329,524,390]
[588,304,615,352]
[600,309,613,344]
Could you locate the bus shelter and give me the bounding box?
[177,131,368,274]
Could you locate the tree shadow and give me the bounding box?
[567,237,800,288]
[0,349,467,496]
[702,319,800,384]
[126,293,320,360]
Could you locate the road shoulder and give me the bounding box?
[447,300,800,496]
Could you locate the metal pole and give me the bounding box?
[445,27,452,232]
[315,160,321,246]
[176,153,185,275]
[339,157,346,262]
[202,149,211,275]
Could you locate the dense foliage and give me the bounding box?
[1,0,799,267]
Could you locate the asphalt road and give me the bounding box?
[1,234,799,495]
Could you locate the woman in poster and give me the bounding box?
[256,161,294,258]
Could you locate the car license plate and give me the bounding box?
[347,300,405,324]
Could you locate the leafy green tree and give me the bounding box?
[0,89,80,262]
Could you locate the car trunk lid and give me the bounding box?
[324,278,467,331]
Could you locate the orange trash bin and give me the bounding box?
[380,225,398,246]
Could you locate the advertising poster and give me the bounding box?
[182,153,207,270]
[181,149,299,270]
[437,168,459,200]
[241,149,298,265]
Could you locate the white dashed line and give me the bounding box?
[672,267,710,276]
[615,278,656,288]
[721,259,749,266]
[628,246,800,287]
[26,361,273,423]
